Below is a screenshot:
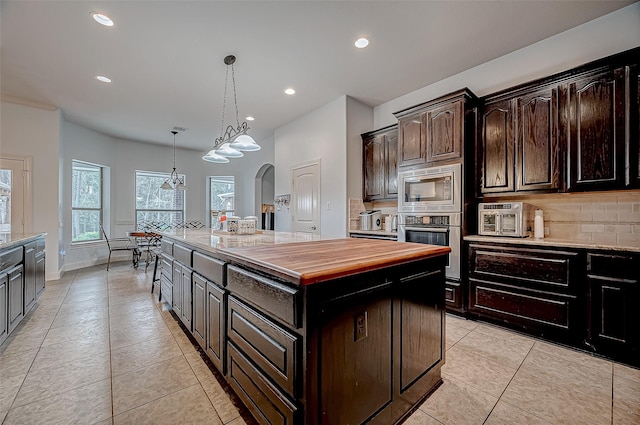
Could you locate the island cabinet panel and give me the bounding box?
[35,238,45,299]
[0,272,7,345]
[23,241,36,314]
[191,273,207,350]
[160,256,173,306]
[566,67,627,191]
[206,280,226,374]
[586,252,640,366]
[480,99,514,193]
[468,243,583,342]
[172,259,193,330]
[227,265,300,329]
[228,343,299,425]
[7,264,24,334]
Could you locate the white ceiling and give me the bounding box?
[1,1,634,152]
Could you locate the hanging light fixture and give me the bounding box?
[161,131,187,190]
[202,54,261,163]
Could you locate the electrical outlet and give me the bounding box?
[354,311,368,342]
[327,201,331,210]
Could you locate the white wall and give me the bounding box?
[59,120,275,271]
[374,2,640,128]
[1,101,62,279]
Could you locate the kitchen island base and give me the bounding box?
[160,233,448,425]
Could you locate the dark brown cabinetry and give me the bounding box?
[586,252,639,365]
[362,125,398,201]
[478,47,639,195]
[192,272,207,349]
[8,264,24,334]
[468,242,582,342]
[566,68,627,191]
[23,242,36,314]
[395,89,476,169]
[480,86,560,194]
[206,280,226,373]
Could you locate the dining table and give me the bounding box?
[126,230,162,271]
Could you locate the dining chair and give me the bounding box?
[100,225,140,271]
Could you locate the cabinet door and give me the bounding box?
[480,99,514,193]
[0,273,7,345]
[35,254,45,299]
[567,68,626,191]
[363,134,385,200]
[516,87,560,191]
[587,253,639,365]
[633,65,640,186]
[426,100,463,163]
[8,265,24,333]
[172,263,182,317]
[192,273,206,349]
[385,131,398,198]
[181,266,192,330]
[206,281,226,373]
[23,242,36,314]
[398,114,427,168]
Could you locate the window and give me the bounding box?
[210,176,235,211]
[210,176,235,226]
[135,170,185,227]
[72,160,103,242]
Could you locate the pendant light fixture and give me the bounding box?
[202,54,261,163]
[161,131,187,190]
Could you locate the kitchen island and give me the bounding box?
[160,229,449,425]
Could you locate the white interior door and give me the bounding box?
[0,157,31,235]
[292,161,320,234]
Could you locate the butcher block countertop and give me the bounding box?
[162,229,450,285]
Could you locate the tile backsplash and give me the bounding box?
[349,199,398,230]
[490,190,640,244]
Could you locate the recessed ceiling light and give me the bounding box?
[354,37,369,49]
[95,75,112,83]
[246,116,255,121]
[91,12,114,27]
[285,88,296,95]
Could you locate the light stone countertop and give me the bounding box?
[0,233,47,251]
[464,234,640,253]
[161,229,325,253]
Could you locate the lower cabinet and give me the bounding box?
[0,272,8,345]
[468,241,640,366]
[23,242,36,314]
[205,280,226,374]
[192,273,207,349]
[586,252,640,365]
[172,261,192,330]
[8,264,24,334]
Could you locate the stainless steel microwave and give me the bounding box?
[478,202,530,237]
[398,163,461,213]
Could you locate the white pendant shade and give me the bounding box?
[215,142,244,158]
[202,150,230,163]
[230,134,261,151]
[160,181,173,190]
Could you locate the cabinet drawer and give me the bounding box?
[160,275,172,306]
[161,240,173,256]
[193,252,225,284]
[227,265,300,328]
[587,253,638,280]
[470,278,574,331]
[445,281,463,309]
[161,258,173,280]
[470,244,578,291]
[0,247,22,272]
[173,244,193,267]
[228,343,298,425]
[228,296,299,398]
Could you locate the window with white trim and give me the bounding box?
[72,160,103,242]
[135,170,185,227]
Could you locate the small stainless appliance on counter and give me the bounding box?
[478,202,530,237]
[359,210,382,231]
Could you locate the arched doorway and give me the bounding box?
[255,163,274,229]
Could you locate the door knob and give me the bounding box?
[310,225,317,230]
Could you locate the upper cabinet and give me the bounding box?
[395,89,476,169]
[478,47,639,196]
[362,125,398,202]
[565,68,626,191]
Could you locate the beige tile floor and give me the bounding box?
[0,262,639,425]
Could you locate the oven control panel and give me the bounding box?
[403,215,450,226]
